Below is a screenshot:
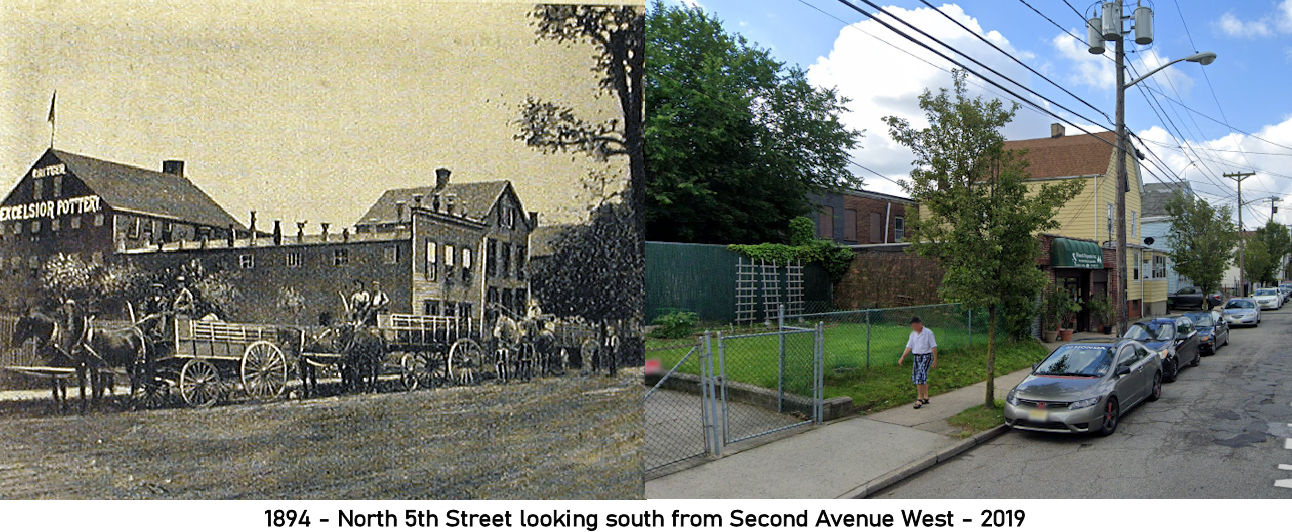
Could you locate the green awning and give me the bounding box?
[1051,237,1104,269]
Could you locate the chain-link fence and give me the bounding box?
[784,303,991,374]
[645,324,823,476]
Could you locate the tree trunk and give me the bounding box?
[984,304,998,409]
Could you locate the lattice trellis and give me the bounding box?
[785,260,804,316]
[735,256,759,325]
[760,260,781,324]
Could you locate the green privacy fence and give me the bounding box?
[645,241,833,323]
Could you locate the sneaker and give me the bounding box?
[913,402,922,409]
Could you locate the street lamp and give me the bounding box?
[1087,1,1216,334]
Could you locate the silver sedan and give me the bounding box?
[1221,298,1261,327]
[1004,339,1162,436]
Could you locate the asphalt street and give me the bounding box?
[877,306,1292,498]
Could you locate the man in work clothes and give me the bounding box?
[897,316,938,409]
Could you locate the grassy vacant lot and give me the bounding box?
[0,372,641,499]
[647,320,1049,414]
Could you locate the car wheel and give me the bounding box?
[1148,372,1162,402]
[1163,357,1178,383]
[1098,397,1120,436]
[1190,351,1200,367]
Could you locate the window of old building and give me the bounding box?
[32,178,42,200]
[868,212,882,243]
[424,300,439,316]
[94,214,105,227]
[239,254,254,269]
[333,249,348,266]
[287,252,303,268]
[894,216,905,241]
[843,209,858,241]
[445,244,456,268]
[818,206,834,239]
[486,238,498,278]
[516,245,527,281]
[70,216,81,230]
[501,242,512,277]
[426,240,437,280]
[51,219,60,232]
[52,176,62,197]
[384,245,399,264]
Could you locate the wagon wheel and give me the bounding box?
[448,338,484,386]
[130,378,170,409]
[399,352,435,391]
[241,341,288,400]
[178,359,223,407]
[580,338,600,375]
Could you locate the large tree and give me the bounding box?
[885,71,1083,408]
[1242,236,1273,288]
[1252,220,1291,284]
[1163,192,1237,295]
[646,1,861,243]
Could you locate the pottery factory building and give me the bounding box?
[0,149,538,328]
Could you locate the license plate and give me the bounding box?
[1026,409,1048,422]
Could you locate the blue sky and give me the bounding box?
[663,0,1292,228]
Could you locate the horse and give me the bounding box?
[289,323,383,397]
[12,312,150,413]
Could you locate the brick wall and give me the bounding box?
[833,246,944,309]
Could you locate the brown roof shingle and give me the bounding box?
[1005,131,1117,179]
[52,149,243,229]
[355,181,511,226]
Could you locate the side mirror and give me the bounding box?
[1032,362,1040,372]
[1115,366,1131,377]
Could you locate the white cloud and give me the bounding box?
[1136,116,1292,226]
[1216,1,1292,37]
[1051,31,1193,94]
[805,3,1053,196]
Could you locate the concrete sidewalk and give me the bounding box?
[645,366,1034,499]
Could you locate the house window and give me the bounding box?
[445,244,456,268]
[53,176,62,197]
[286,252,303,268]
[1106,203,1114,240]
[818,206,834,239]
[894,216,906,241]
[424,300,439,316]
[868,212,882,243]
[426,240,437,280]
[32,178,42,200]
[843,209,858,242]
[333,249,348,266]
[516,245,527,281]
[501,242,512,277]
[30,221,41,234]
[239,254,254,269]
[94,214,104,227]
[70,216,81,229]
[486,238,498,277]
[462,248,472,282]
[1133,251,1140,280]
[128,217,140,238]
[384,245,399,264]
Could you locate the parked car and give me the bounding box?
[1004,338,1161,436]
[1253,288,1281,310]
[1167,286,1207,309]
[1279,285,1291,304]
[1122,317,1199,383]
[1221,298,1261,327]
[1182,310,1228,355]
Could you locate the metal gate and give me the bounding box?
[645,322,823,475]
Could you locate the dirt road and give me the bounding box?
[0,371,642,499]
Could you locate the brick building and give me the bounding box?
[809,188,913,245]
[0,149,244,306]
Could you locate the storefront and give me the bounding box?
[1041,235,1112,332]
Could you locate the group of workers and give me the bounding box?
[345,279,390,326]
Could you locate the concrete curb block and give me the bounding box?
[839,423,1010,499]
[645,372,854,421]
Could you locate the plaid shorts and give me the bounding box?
[911,353,932,385]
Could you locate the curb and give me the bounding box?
[839,423,1010,499]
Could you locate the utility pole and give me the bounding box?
[1087,2,1217,333]
[1267,197,1281,220]
[1225,171,1255,296]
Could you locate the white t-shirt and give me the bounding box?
[906,327,937,354]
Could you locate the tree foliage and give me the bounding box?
[1251,220,1291,285]
[1163,192,1237,294]
[645,1,862,244]
[1242,236,1272,287]
[728,218,857,283]
[884,70,1083,408]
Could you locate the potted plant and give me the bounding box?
[1086,294,1114,334]
[1041,285,1066,343]
[1059,296,1080,341]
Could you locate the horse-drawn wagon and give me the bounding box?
[138,317,294,407]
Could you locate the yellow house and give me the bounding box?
[1009,125,1168,324]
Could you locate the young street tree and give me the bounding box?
[1252,220,1291,284]
[885,71,1083,409]
[1163,192,1237,296]
[1242,236,1273,288]
[646,1,861,243]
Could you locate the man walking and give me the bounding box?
[897,316,938,409]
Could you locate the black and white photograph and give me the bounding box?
[0,0,644,499]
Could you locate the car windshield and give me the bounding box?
[1124,323,1173,341]
[1034,344,1114,377]
[1255,289,1277,296]
[1185,313,1215,327]
[1225,299,1256,309]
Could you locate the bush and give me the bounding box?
[650,310,699,339]
[729,216,857,283]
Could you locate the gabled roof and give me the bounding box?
[528,223,578,258]
[50,149,243,229]
[355,181,512,226]
[1005,131,1118,179]
[1142,182,1192,218]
